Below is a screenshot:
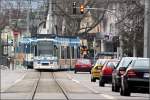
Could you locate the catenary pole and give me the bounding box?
[144,0,150,58]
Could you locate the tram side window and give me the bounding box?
[67,47,70,59]
[34,46,37,56]
[61,46,65,59]
[72,47,74,59]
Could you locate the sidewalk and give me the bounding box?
[0,69,27,92]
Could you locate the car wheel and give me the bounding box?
[91,78,96,82]
[120,78,131,96]
[74,70,77,74]
[99,76,105,87]
[114,84,120,92]
[114,83,119,92]
[113,79,120,92]
[91,76,96,82]
[89,71,91,74]
[112,83,115,91]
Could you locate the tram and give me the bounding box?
[33,38,59,69]
[20,34,80,70]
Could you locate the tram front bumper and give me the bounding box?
[34,64,59,69]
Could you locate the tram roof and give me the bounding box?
[19,36,80,46]
[37,38,55,41]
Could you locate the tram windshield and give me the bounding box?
[37,41,54,56]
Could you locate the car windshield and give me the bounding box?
[77,59,91,64]
[118,58,134,68]
[134,59,150,68]
[107,61,118,68]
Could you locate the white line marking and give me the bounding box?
[71,79,80,83]
[66,72,115,99]
[100,94,115,99]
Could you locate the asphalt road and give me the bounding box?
[1,70,149,100]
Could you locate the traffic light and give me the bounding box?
[80,4,84,14]
[73,2,76,14]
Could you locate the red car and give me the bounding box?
[74,59,92,74]
[99,59,119,86]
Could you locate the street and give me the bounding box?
[1,69,149,100]
[0,0,150,100]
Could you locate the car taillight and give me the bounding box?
[127,69,136,78]
[75,64,80,67]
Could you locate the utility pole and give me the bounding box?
[93,37,96,63]
[0,0,2,13]
[26,0,31,36]
[144,0,150,58]
[48,0,52,34]
[0,31,1,65]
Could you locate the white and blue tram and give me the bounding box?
[33,38,59,69]
[20,35,80,70]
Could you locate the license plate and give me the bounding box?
[144,73,149,78]
[42,63,49,65]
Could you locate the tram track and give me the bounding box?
[52,72,70,100]
[31,71,70,100]
[31,71,41,100]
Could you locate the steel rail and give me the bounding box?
[31,71,41,100]
[52,72,70,100]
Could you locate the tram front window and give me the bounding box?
[37,41,54,56]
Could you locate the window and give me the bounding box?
[134,59,149,68]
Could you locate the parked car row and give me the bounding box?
[74,57,150,96]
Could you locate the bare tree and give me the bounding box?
[53,0,109,36]
[116,0,144,57]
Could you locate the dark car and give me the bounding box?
[120,58,150,96]
[74,59,92,73]
[112,57,137,92]
[99,59,119,86]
